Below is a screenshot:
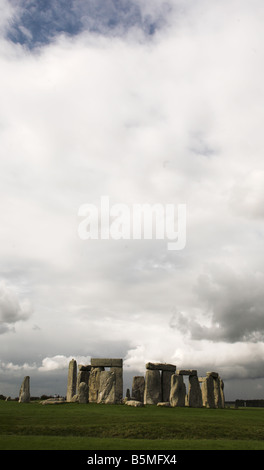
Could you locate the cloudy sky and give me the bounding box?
[1,0,264,400]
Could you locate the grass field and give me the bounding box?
[0,401,264,450]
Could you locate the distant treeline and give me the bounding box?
[0,394,65,401]
[235,399,264,407]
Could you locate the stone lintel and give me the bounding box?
[91,358,123,368]
[206,371,219,378]
[146,362,176,372]
[78,364,92,371]
[176,369,197,376]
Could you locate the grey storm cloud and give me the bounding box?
[170,265,264,343]
[0,282,32,334]
[1,0,264,400]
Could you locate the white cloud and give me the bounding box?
[1,0,264,398]
[0,281,32,333]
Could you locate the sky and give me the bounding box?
[1,0,264,400]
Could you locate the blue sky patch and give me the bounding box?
[7,0,166,47]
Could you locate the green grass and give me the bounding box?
[1,401,264,450]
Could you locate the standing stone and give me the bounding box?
[144,369,161,405]
[89,367,104,403]
[77,369,90,395]
[79,382,88,404]
[144,370,161,405]
[111,366,123,403]
[188,375,202,408]
[19,376,30,403]
[66,359,77,402]
[97,371,116,404]
[132,376,145,402]
[220,378,225,408]
[162,370,174,402]
[170,374,186,407]
[201,375,215,408]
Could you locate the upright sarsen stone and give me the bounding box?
[111,366,123,404]
[188,375,202,408]
[19,376,30,403]
[170,374,186,407]
[220,378,225,408]
[66,359,77,402]
[161,370,174,402]
[201,374,215,408]
[97,371,116,404]
[144,369,161,405]
[79,382,88,404]
[89,367,104,402]
[77,365,90,396]
[132,376,145,402]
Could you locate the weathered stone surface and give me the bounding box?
[188,375,203,408]
[213,376,225,409]
[132,376,145,403]
[19,376,30,403]
[71,394,79,402]
[220,378,225,408]
[77,370,90,395]
[79,381,88,404]
[144,369,162,405]
[41,398,65,405]
[78,364,91,371]
[111,366,123,403]
[206,371,219,378]
[157,402,171,407]
[66,359,77,402]
[161,370,174,402]
[146,362,176,372]
[201,375,215,408]
[125,400,143,407]
[97,371,116,404]
[89,367,104,403]
[91,358,123,368]
[170,374,186,407]
[176,370,197,376]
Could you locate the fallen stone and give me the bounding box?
[125,400,143,407]
[157,402,171,407]
[41,398,66,405]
